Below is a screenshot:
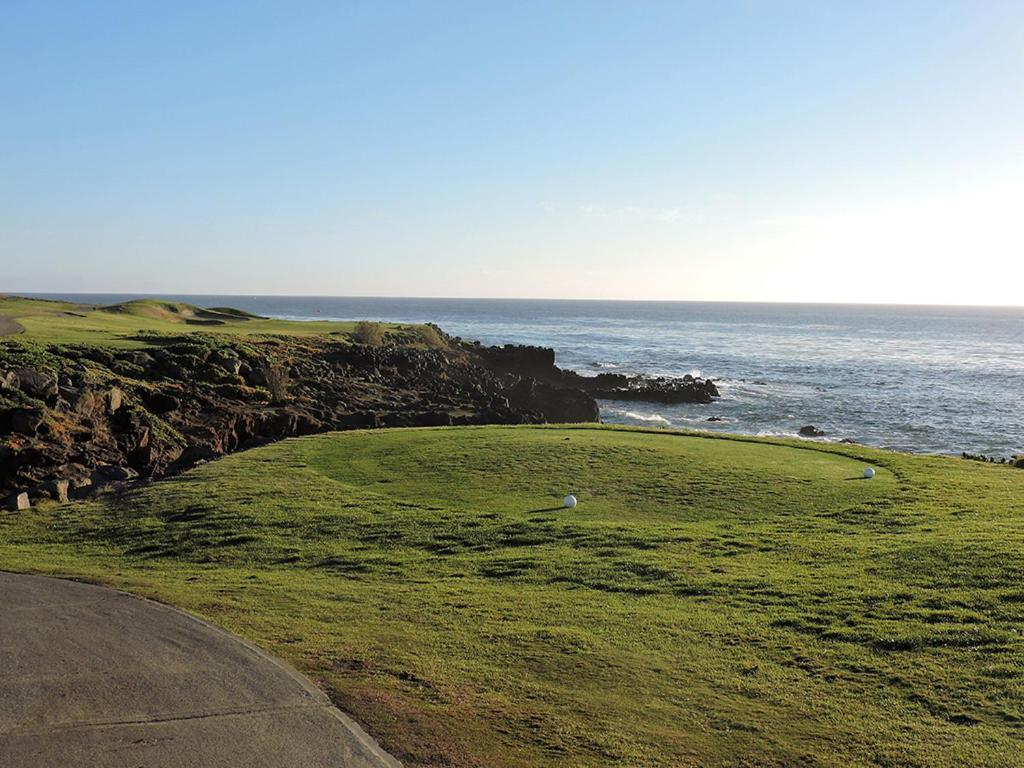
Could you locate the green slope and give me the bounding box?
[0,295,405,346]
[2,425,1022,767]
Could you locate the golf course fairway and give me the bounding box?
[2,425,1022,767]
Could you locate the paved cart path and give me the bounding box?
[0,572,400,768]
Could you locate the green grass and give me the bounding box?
[2,425,1023,766]
[0,296,411,347]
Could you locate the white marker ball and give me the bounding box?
[863,467,876,479]
[563,494,578,508]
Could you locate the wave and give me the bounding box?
[606,409,672,425]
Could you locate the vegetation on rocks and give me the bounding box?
[353,320,388,346]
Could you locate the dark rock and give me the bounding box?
[126,422,154,469]
[380,412,413,428]
[237,436,276,451]
[70,477,94,499]
[477,345,719,406]
[505,378,599,423]
[244,366,269,387]
[14,367,58,399]
[124,351,153,369]
[587,376,719,405]
[479,345,556,377]
[10,408,45,436]
[66,388,104,418]
[57,384,78,400]
[410,411,454,427]
[210,350,243,375]
[38,479,70,503]
[171,445,220,469]
[334,412,381,429]
[706,416,723,422]
[146,392,180,414]
[799,425,826,437]
[91,465,140,485]
[5,492,30,511]
[592,373,629,388]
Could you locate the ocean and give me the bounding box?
[25,294,1024,457]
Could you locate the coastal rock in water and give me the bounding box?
[799,425,826,437]
[586,376,719,405]
[477,345,719,406]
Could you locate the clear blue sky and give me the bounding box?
[3,1,1022,303]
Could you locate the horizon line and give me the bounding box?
[7,291,1024,311]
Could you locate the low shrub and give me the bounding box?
[353,321,386,346]
[416,324,447,349]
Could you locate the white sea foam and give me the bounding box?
[612,410,671,425]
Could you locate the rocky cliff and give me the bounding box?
[0,333,717,506]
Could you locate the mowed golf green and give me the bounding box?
[2,425,1023,767]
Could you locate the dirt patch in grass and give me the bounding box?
[0,316,25,336]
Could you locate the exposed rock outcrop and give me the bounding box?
[479,344,720,404]
[0,335,594,499]
[1,334,717,500]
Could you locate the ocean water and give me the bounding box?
[26,294,1024,457]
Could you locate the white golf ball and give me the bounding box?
[563,494,578,508]
[863,467,876,479]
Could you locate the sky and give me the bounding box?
[2,1,1023,304]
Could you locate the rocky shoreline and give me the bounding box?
[1,330,719,506]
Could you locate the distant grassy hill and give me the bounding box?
[0,296,408,346]
[2,425,1022,767]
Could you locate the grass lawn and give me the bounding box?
[1,425,1022,766]
[0,296,409,346]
